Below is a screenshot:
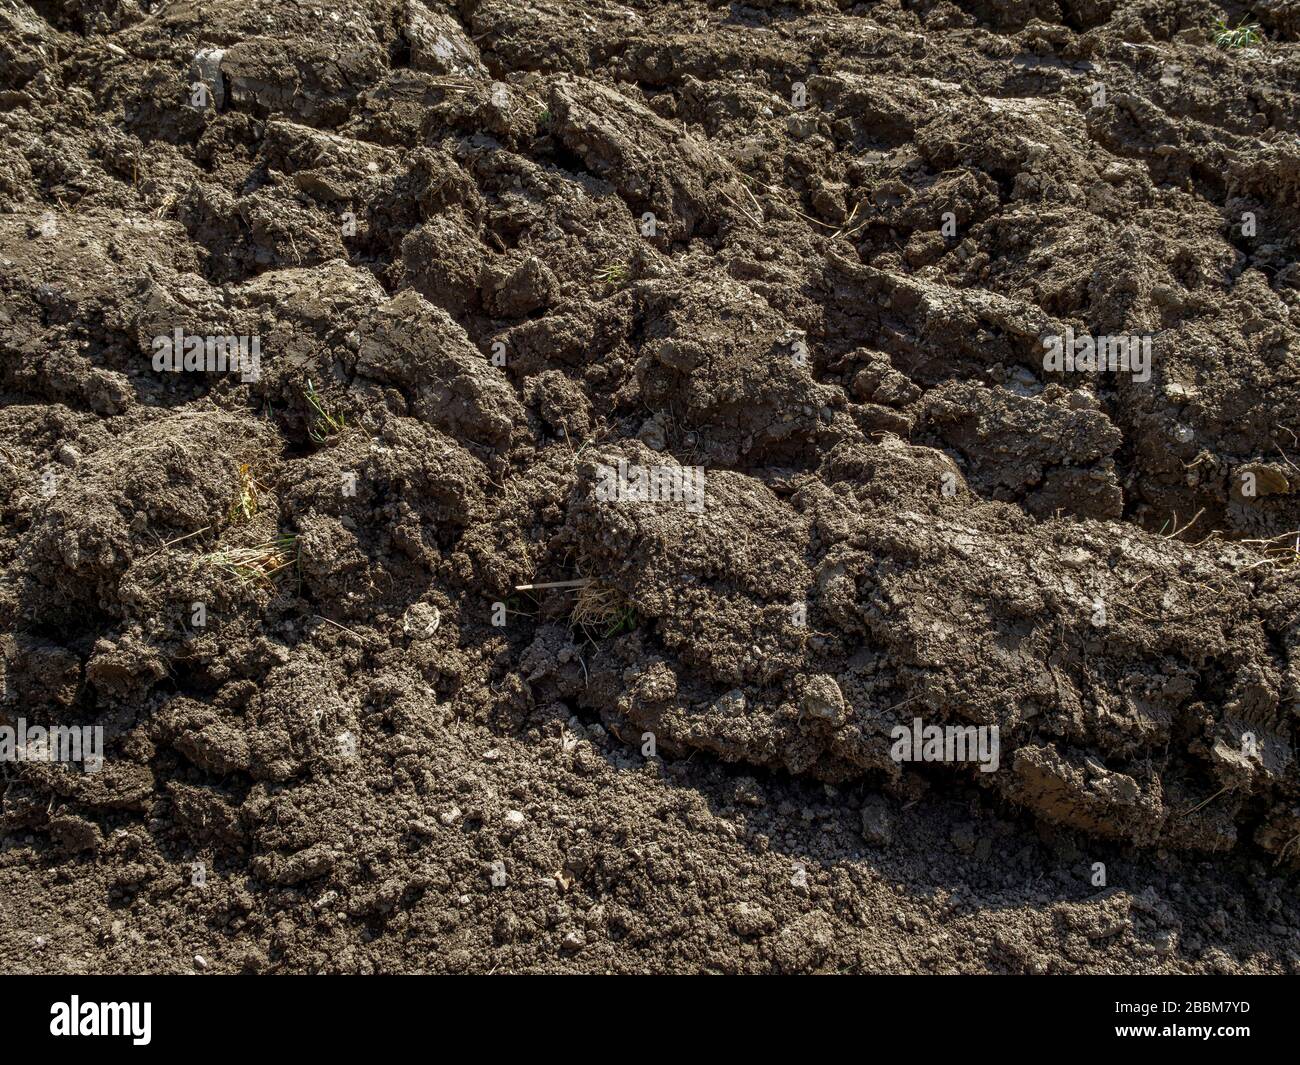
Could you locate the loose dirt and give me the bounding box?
[2,0,1299,973]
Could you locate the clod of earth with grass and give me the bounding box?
[596,262,630,289]
[305,379,347,444]
[1214,18,1262,48]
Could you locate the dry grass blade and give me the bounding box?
[202,536,299,586]
[228,462,266,524]
[595,262,630,288]
[1238,531,1300,574]
[305,379,347,444]
[571,581,637,639]
[514,578,593,591]
[138,526,210,565]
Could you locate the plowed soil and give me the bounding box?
[2,0,1300,974]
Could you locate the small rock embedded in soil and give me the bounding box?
[801,675,845,726]
[860,799,894,847]
[402,602,441,639]
[950,824,978,855]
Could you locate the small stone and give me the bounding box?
[786,113,816,140]
[733,777,765,807]
[402,602,441,639]
[859,799,893,847]
[561,930,586,952]
[950,823,978,855]
[32,213,58,239]
[637,416,667,451]
[707,689,746,717]
[801,675,845,726]
[193,954,208,971]
[438,805,462,826]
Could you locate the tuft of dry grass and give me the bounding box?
[305,379,347,444]
[595,262,630,289]
[227,461,266,525]
[511,577,637,638]
[1239,532,1300,574]
[1215,18,1262,49]
[201,536,299,586]
[571,581,637,638]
